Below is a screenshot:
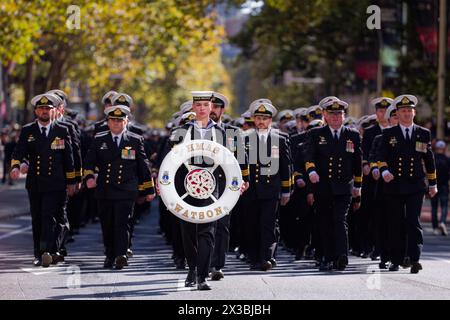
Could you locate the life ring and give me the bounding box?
[158,139,242,224]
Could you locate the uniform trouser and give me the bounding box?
[128,201,150,249]
[359,180,375,254]
[236,198,248,255]
[180,220,215,280]
[229,202,241,250]
[431,185,449,228]
[28,190,67,257]
[291,189,310,253]
[97,199,134,259]
[159,199,172,243]
[170,212,185,260]
[373,189,390,262]
[386,192,424,265]
[67,192,81,231]
[211,214,230,270]
[246,198,278,263]
[315,192,352,262]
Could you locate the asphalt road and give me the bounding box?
[0,197,449,300]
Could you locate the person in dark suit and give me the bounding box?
[46,89,82,254]
[209,92,249,281]
[10,93,76,267]
[368,104,398,269]
[359,97,392,259]
[377,94,437,273]
[304,97,362,271]
[163,91,249,290]
[84,105,155,270]
[242,101,292,271]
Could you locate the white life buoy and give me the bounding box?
[158,137,242,224]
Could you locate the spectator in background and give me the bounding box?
[431,140,450,236]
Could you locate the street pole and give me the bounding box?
[437,0,447,139]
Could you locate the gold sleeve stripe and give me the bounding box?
[281,180,290,187]
[427,172,437,180]
[241,169,249,176]
[66,172,76,179]
[83,169,95,177]
[305,162,316,171]
[354,176,363,183]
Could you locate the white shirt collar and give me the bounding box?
[37,121,51,134]
[379,123,389,130]
[111,129,126,139]
[256,128,271,139]
[329,125,343,137]
[399,123,414,137]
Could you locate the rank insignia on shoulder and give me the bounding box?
[51,137,65,150]
[346,139,354,153]
[121,147,136,159]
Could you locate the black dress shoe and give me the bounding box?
[41,252,52,268]
[379,261,388,269]
[261,260,272,271]
[59,247,68,257]
[32,258,42,267]
[335,255,348,271]
[410,262,422,274]
[104,257,114,268]
[185,269,197,287]
[210,269,224,281]
[51,252,64,264]
[269,258,277,267]
[126,248,134,258]
[249,263,260,270]
[197,279,211,290]
[114,255,128,270]
[402,257,411,268]
[389,264,399,271]
[319,261,333,271]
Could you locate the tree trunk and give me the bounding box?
[24,58,34,123]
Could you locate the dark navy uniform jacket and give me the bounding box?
[83,130,155,200]
[11,121,76,192]
[377,124,436,194]
[304,125,363,195]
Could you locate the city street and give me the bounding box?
[0,183,449,300]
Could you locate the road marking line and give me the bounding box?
[0,226,32,240]
[21,266,67,275]
[0,223,22,229]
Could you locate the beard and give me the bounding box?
[37,114,50,122]
[209,112,219,122]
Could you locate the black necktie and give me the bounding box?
[114,136,119,147]
[334,130,339,141]
[405,128,410,142]
[41,127,47,138]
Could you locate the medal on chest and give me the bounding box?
[121,146,136,159]
[51,137,65,149]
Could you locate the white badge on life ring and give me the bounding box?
[158,138,242,224]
